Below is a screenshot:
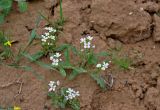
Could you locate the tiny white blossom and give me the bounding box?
[102,62,109,69]
[48,80,60,92]
[45,32,49,36]
[87,36,93,41]
[57,80,60,86]
[50,35,55,40]
[50,53,62,66]
[80,38,86,43]
[96,64,101,68]
[65,88,80,100]
[96,62,110,71]
[54,53,61,58]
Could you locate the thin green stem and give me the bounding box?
[59,0,64,25]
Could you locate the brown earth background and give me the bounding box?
[0,0,160,110]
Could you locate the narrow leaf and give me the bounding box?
[28,29,37,46]
[59,67,66,77]
[68,70,79,80]
[90,73,106,89]
[30,51,44,62]
[18,1,28,12]
[55,44,70,51]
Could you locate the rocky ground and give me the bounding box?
[0,0,160,110]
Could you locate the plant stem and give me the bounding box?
[59,0,64,25]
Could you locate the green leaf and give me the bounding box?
[90,73,106,89]
[96,51,110,57]
[112,57,131,69]
[0,0,12,10]
[64,48,70,66]
[22,52,56,71]
[18,1,28,12]
[0,14,5,24]
[35,14,43,27]
[69,99,80,110]
[87,53,98,65]
[30,51,44,62]
[68,67,86,79]
[59,67,67,77]
[73,67,86,73]
[55,44,70,51]
[68,70,79,80]
[28,29,37,46]
[71,46,78,55]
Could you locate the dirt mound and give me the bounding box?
[89,0,152,43]
[0,0,160,110]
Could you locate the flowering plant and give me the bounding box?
[41,27,58,54]
[0,31,13,60]
[48,81,80,110]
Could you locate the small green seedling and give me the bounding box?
[0,31,13,60]
[0,0,28,24]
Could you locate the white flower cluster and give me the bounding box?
[41,27,56,45]
[96,62,110,71]
[80,35,95,49]
[65,88,80,100]
[48,80,60,92]
[50,53,62,66]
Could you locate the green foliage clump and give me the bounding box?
[48,87,80,110]
[0,0,28,24]
[0,31,13,60]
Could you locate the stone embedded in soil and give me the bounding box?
[89,0,152,43]
[107,38,123,49]
[153,14,160,42]
[144,87,160,109]
[139,2,160,13]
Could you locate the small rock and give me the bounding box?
[151,72,159,79]
[145,87,159,104]
[157,77,160,88]
[107,38,122,50]
[142,2,160,13]
[153,14,160,42]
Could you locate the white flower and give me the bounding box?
[52,62,58,66]
[80,38,86,43]
[96,64,101,68]
[96,62,110,71]
[57,80,60,86]
[48,81,55,87]
[48,80,60,92]
[84,42,91,49]
[80,35,95,49]
[87,35,93,41]
[49,86,56,92]
[50,56,54,60]
[45,32,49,36]
[50,35,55,40]
[65,88,80,100]
[101,67,106,71]
[41,39,46,42]
[45,27,57,33]
[50,53,62,66]
[102,62,109,69]
[54,53,61,58]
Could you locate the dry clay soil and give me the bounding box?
[1,0,160,110]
